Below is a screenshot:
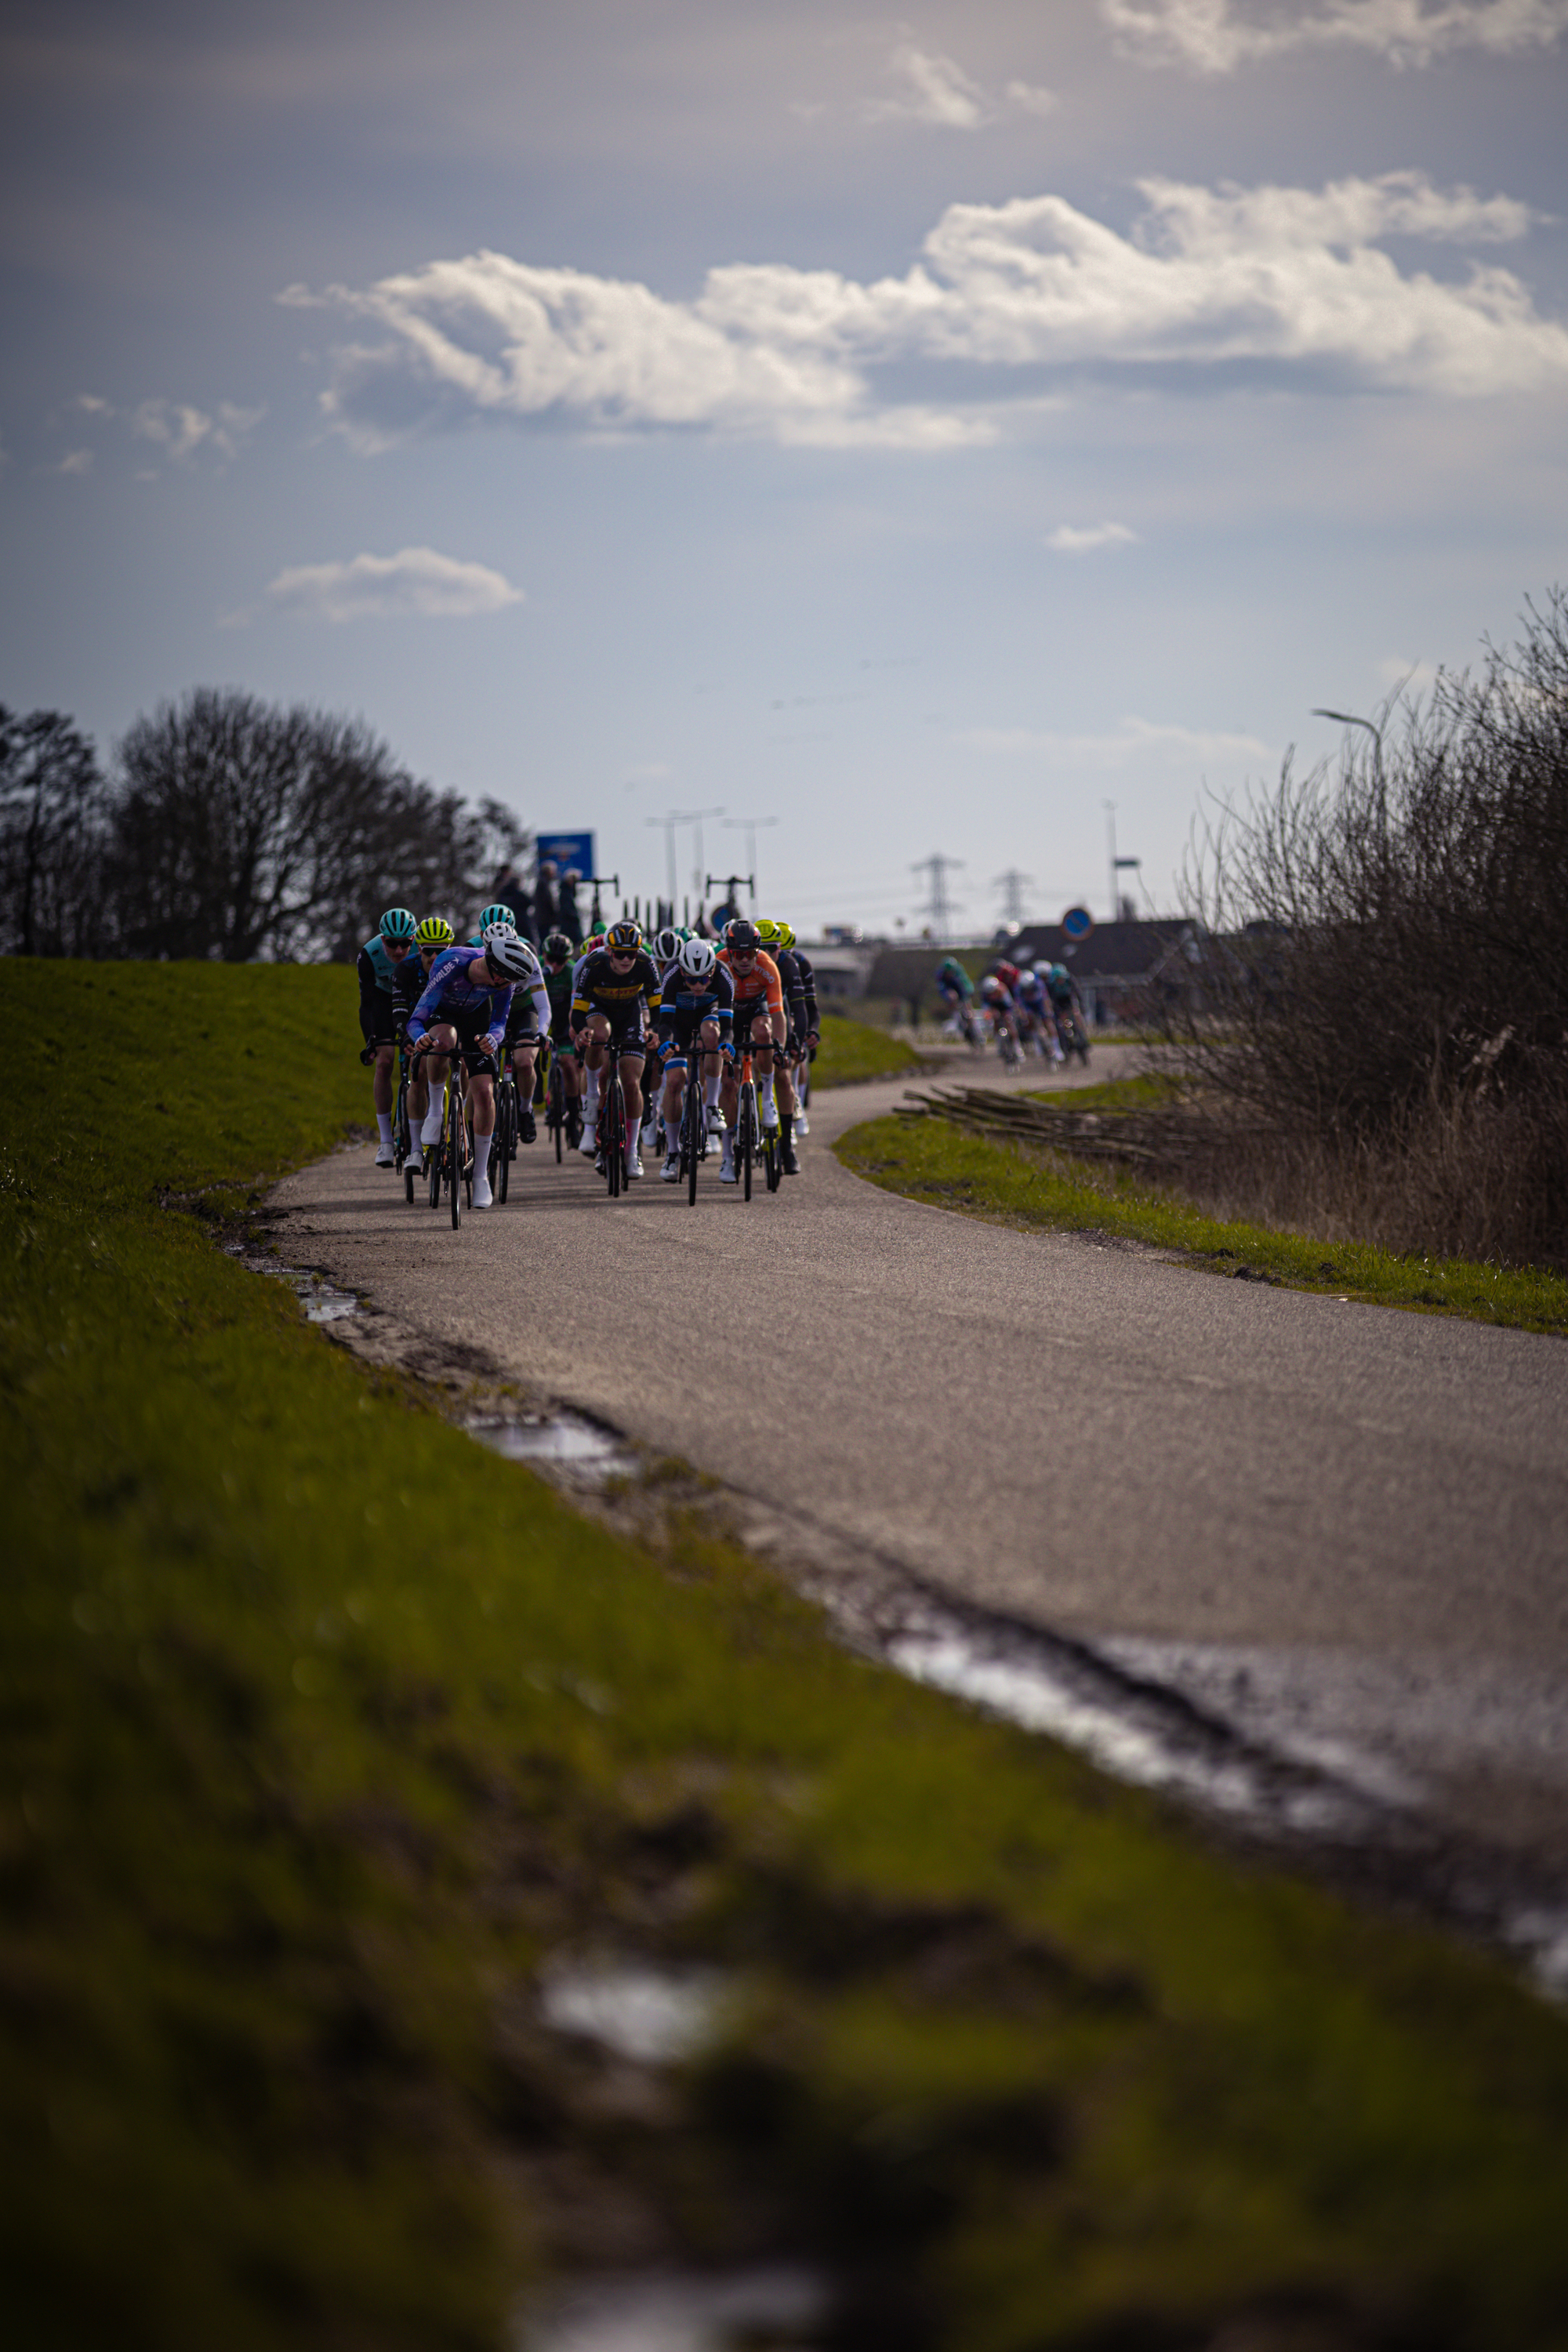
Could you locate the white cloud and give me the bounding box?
[56,448,94,477]
[1047,520,1139,553]
[964,716,1272,764]
[855,35,1056,129]
[291,170,1568,454]
[132,397,264,463]
[74,394,112,416]
[263,546,523,623]
[1103,0,1568,71]
[868,38,986,126]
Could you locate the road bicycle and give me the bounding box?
[596,1036,630,1198]
[675,1045,710,1206]
[390,1012,416,1186]
[493,1057,519,1204]
[544,1043,579,1161]
[731,1031,781,1198]
[426,1059,474,1227]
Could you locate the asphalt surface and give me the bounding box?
[274,1051,1568,1878]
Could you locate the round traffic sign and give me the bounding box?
[1062,906,1094,942]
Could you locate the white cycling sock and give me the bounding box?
[583,1068,600,1115]
[421,1095,445,1142]
[473,1131,492,1180]
[760,1073,776,1113]
[376,1111,394,1144]
[704,1072,720,1108]
[665,1118,681,1153]
[720,1131,734,1163]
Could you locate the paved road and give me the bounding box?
[275,1055,1568,1876]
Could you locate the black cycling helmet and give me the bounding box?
[725,917,759,954]
[606,917,642,955]
[543,928,572,962]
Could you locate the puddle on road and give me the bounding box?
[235,1253,361,1323]
[538,1959,732,2067]
[517,2266,829,2352]
[466,1411,634,1487]
[869,1601,1387,1846]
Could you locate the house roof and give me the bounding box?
[1011,918,1191,980]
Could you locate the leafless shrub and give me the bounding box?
[1153,591,1568,1266]
[0,708,109,957]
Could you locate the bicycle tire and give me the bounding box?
[551,1063,564,1161]
[496,1080,513,1204]
[603,1071,623,1198]
[405,1151,417,1205]
[685,1075,702,1206]
[449,1075,463,1229]
[394,1073,411,1175]
[764,1127,781,1192]
[427,1087,443,1209]
[739,1087,754,1201]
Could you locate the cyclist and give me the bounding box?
[715,916,785,1185]
[777,921,819,1135]
[571,916,662,1181]
[495,929,553,1152]
[1046,961,1087,1056]
[655,935,735,1180]
[978,965,1019,1056]
[357,908,419,1167]
[407,924,535,1210]
[935,955,974,1029]
[539,927,585,1147]
[470,899,516,946]
[1012,960,1062,1062]
[755,919,807,1174]
[405,916,456,1156]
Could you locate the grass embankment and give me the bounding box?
[9,963,1568,2349]
[811,1010,925,1088]
[837,1076,1568,1337]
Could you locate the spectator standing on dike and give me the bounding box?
[531,858,559,946]
[556,866,582,941]
[491,857,529,935]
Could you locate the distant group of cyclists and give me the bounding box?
[934,953,1091,1068]
[356,901,820,1210]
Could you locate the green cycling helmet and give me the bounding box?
[477,902,516,931]
[415,914,453,948]
[379,907,417,941]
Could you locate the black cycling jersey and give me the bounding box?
[655,963,735,1051]
[571,948,662,1027]
[356,940,420,1044]
[789,946,819,1034]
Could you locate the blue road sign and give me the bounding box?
[536,829,594,878]
[1062,905,1094,942]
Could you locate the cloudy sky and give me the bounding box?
[3,0,1565,935]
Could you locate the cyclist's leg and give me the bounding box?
[579,1016,608,1151]
[510,1036,539,1141]
[617,1035,646,1174]
[465,1040,499,1204]
[417,1035,458,1149]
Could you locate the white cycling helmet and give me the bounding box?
[481,925,542,983]
[678,935,717,980]
[654,924,681,965]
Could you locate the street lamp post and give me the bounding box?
[722,816,778,904]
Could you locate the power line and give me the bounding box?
[992,867,1033,925]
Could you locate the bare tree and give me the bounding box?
[0,708,107,957]
[111,690,529,961]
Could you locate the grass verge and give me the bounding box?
[837,1077,1568,1337]
[9,961,1568,2349]
[811,1011,926,1089]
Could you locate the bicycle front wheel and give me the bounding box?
[738,1091,754,1201]
[496,1083,514,1204]
[603,1074,623,1198]
[449,1079,463,1229]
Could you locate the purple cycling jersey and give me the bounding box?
[406,943,514,1052]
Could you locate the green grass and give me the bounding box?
[9,961,1568,2349]
[837,1077,1568,1336]
[811,1010,926,1088]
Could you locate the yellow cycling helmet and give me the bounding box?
[775,921,796,951]
[754,918,782,949]
[415,914,455,948]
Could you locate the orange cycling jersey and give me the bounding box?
[717,946,784,1014]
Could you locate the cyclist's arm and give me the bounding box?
[356,948,383,1044]
[793,949,819,1036]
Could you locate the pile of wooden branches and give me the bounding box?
[894,1085,1213,1171]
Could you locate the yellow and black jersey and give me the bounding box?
[571,947,662,1022]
